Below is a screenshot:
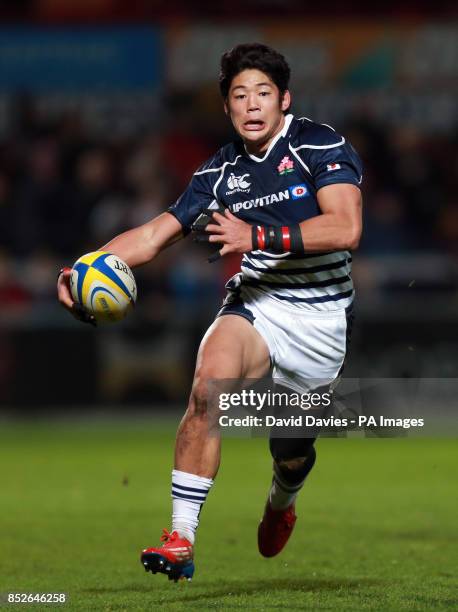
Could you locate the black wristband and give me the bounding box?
[251,225,304,254]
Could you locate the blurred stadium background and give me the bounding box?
[0,1,457,413]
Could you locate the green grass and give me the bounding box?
[0,420,456,611]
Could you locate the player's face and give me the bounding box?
[225,69,291,155]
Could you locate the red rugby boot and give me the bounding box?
[141,529,194,582]
[257,501,297,557]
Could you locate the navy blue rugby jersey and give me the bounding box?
[168,114,363,312]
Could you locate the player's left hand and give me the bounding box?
[205,209,252,259]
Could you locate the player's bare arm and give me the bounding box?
[57,212,183,314]
[299,183,362,251]
[103,212,184,267]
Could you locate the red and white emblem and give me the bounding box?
[277,156,294,175]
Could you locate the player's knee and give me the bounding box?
[270,440,317,483]
[269,436,315,462]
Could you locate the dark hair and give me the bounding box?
[219,43,290,99]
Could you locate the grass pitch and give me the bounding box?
[0,420,456,611]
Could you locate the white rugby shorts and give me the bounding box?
[217,273,353,393]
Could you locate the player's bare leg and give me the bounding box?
[141,314,270,580]
[175,314,270,477]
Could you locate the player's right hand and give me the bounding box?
[57,267,96,326]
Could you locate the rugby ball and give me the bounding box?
[70,251,137,323]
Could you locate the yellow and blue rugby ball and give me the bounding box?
[70,251,137,323]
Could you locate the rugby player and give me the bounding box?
[57,43,363,582]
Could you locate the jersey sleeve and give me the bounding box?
[167,161,219,235]
[294,123,363,191]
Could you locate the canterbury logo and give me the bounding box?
[227,173,251,191]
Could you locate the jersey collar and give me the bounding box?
[244,113,294,162]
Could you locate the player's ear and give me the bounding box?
[224,100,229,116]
[281,90,291,112]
